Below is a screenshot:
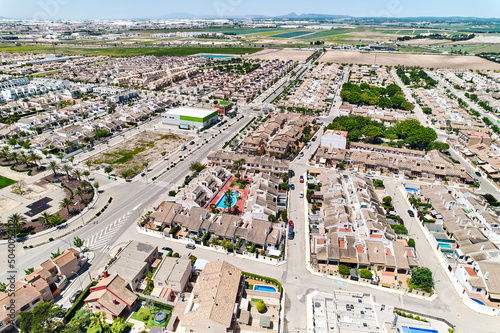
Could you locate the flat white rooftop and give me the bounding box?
[164,107,216,118]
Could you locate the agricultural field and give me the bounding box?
[0,44,261,57]
[270,31,314,38]
[88,132,192,179]
[320,50,500,70]
[247,49,314,61]
[223,29,281,35]
[296,29,354,39]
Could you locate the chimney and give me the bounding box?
[113,299,118,305]
[485,272,489,280]
[480,245,485,251]
[468,230,471,235]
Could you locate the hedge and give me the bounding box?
[64,280,97,323]
[242,271,282,293]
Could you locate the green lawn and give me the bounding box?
[131,306,172,329]
[0,176,16,189]
[0,45,260,57]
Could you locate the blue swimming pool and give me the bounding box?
[471,298,485,305]
[406,187,418,192]
[254,284,278,293]
[216,191,238,209]
[438,243,452,249]
[196,54,233,58]
[401,327,438,333]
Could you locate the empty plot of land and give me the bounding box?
[247,49,314,62]
[88,131,191,179]
[319,50,500,70]
[0,196,21,216]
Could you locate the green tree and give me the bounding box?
[50,248,62,259]
[104,166,112,176]
[256,299,267,313]
[338,264,350,276]
[7,213,26,237]
[49,160,59,177]
[223,189,233,213]
[409,267,434,292]
[408,238,416,248]
[337,162,346,170]
[190,162,205,173]
[18,301,64,333]
[359,269,373,279]
[61,164,73,179]
[60,197,74,215]
[110,317,127,333]
[24,267,35,275]
[73,236,84,250]
[49,213,64,227]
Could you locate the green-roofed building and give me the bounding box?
[161,107,219,129]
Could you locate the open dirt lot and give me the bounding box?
[89,131,192,178]
[246,49,313,62]
[319,50,500,70]
[0,196,21,216]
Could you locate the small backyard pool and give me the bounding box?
[438,243,452,249]
[254,284,278,293]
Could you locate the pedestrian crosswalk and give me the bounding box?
[85,211,132,253]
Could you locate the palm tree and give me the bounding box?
[75,186,84,203]
[18,153,28,167]
[7,213,26,237]
[61,164,73,179]
[60,197,74,215]
[0,146,9,160]
[93,181,100,193]
[48,160,59,177]
[232,158,246,179]
[39,212,52,228]
[83,170,90,179]
[223,189,233,213]
[28,152,41,167]
[73,169,82,182]
[9,151,19,165]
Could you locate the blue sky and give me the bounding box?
[1,0,499,19]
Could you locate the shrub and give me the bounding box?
[168,190,176,197]
[172,252,180,258]
[338,264,350,276]
[96,212,101,217]
[256,300,267,313]
[49,238,54,242]
[408,238,416,248]
[108,197,113,203]
[359,269,373,279]
[141,312,150,321]
[29,231,36,235]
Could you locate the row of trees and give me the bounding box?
[340,82,415,111]
[0,146,42,168]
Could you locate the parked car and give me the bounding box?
[299,191,304,198]
[299,152,304,157]
[162,247,173,252]
[180,146,186,151]
[311,137,316,142]
[408,210,415,217]
[186,243,196,250]
[299,176,304,183]
[70,290,82,303]
[288,231,295,240]
[189,141,195,145]
[290,184,295,190]
[289,220,294,228]
[475,171,482,177]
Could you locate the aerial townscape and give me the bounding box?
[1,1,500,332]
